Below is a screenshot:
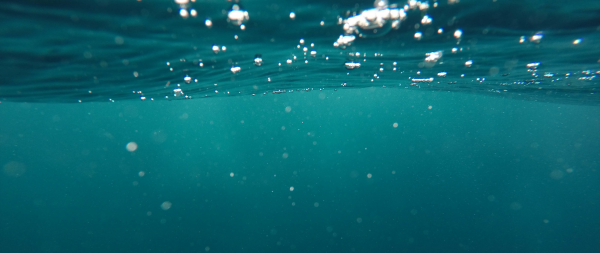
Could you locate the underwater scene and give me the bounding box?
[1,0,600,252]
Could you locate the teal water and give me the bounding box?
[1,0,600,252]
[2,89,600,252]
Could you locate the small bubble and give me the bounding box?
[161,201,172,210]
[289,12,296,19]
[114,36,124,45]
[414,32,422,40]
[179,9,189,18]
[454,29,463,39]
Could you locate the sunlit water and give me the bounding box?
[1,0,599,104]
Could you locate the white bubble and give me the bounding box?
[454,29,463,39]
[414,32,422,40]
[138,171,145,177]
[161,201,172,210]
[282,153,289,159]
[290,186,294,191]
[285,106,292,113]
[230,172,235,177]
[205,19,212,27]
[393,122,398,128]
[126,142,138,152]
[179,9,189,18]
[289,12,296,19]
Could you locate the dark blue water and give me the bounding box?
[1,0,600,253]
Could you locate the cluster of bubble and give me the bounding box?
[117,0,599,103]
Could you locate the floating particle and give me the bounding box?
[126,142,138,152]
[205,19,212,27]
[573,39,582,45]
[161,201,172,210]
[289,12,296,19]
[230,66,241,74]
[465,60,473,67]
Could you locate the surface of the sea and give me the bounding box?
[1,0,600,253]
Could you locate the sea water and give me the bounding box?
[1,0,600,253]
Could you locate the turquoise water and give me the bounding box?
[1,0,600,253]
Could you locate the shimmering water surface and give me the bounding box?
[1,0,599,103]
[1,1,600,253]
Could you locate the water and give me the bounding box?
[1,0,599,103]
[1,0,600,253]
